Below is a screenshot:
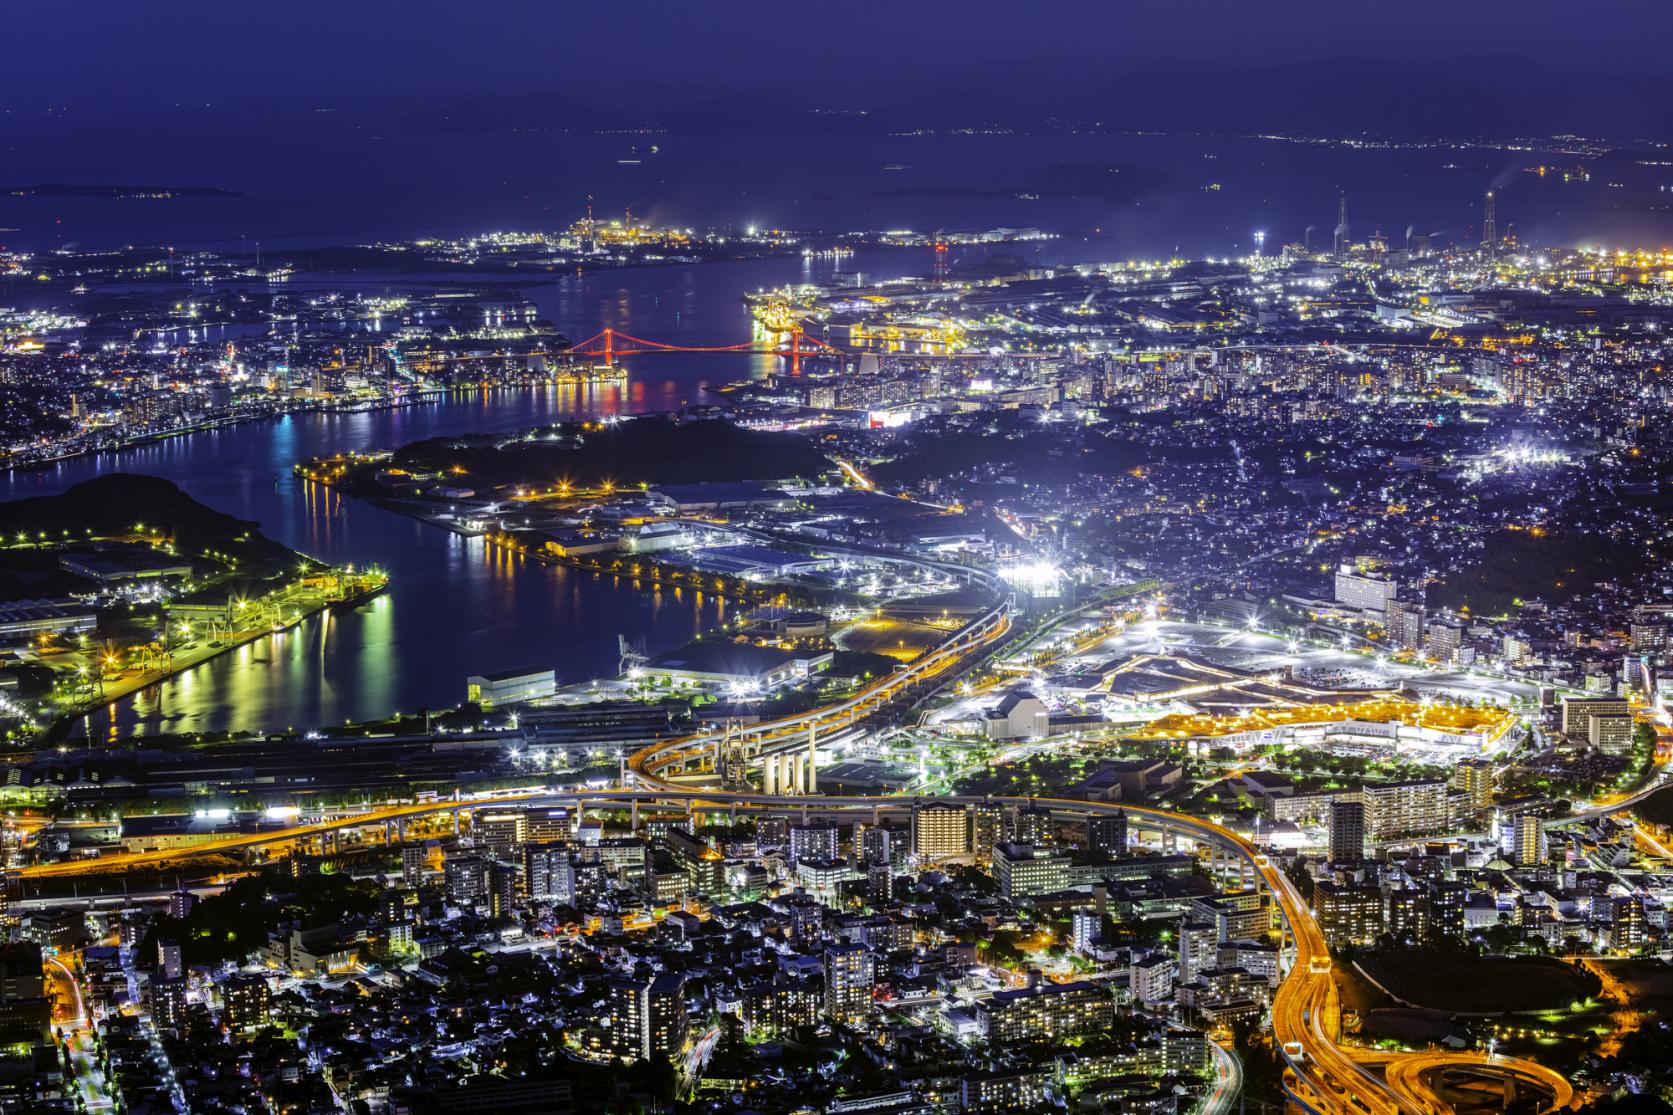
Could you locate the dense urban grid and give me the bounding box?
[5,109,1673,1115]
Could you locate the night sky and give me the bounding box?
[7,0,1668,112]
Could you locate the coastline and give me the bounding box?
[54,569,388,728]
[301,472,770,606]
[2,389,452,477]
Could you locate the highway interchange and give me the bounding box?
[13,548,1597,1115]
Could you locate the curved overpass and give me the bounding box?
[1360,1051,1574,1115]
[13,788,1571,1114]
[627,543,1014,786]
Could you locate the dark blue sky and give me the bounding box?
[6,0,1667,111]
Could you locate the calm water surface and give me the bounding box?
[7,112,1670,735]
[7,254,917,738]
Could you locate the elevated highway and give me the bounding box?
[10,526,1575,1114]
[1357,1051,1574,1115]
[627,535,1015,789]
[15,790,1574,1113]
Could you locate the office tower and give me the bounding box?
[1333,195,1350,256]
[912,802,969,861]
[824,944,875,1026]
[991,842,1071,899]
[1329,800,1366,864]
[473,809,527,854]
[1087,811,1128,859]
[525,807,573,843]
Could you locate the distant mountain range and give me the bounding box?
[405,56,1673,142]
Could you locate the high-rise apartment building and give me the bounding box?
[1362,779,1448,840]
[969,801,1004,861]
[1514,812,1546,867]
[824,944,875,1026]
[1451,759,1495,811]
[1384,600,1425,652]
[788,823,841,865]
[1316,881,1382,947]
[912,802,969,862]
[1560,697,1628,737]
[1329,800,1365,864]
[606,973,688,1062]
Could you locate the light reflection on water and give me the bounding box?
[8,251,885,739]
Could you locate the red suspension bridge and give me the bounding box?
[570,325,845,375]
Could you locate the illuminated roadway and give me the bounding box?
[12,538,1577,1113]
[1203,1039,1242,1115]
[1357,1050,1574,1114]
[15,788,1574,1113]
[626,537,1014,786]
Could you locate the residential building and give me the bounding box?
[912,801,969,862]
[1316,881,1382,946]
[606,973,688,1062]
[974,981,1114,1043]
[824,944,875,1026]
[1329,800,1365,864]
[1361,779,1448,840]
